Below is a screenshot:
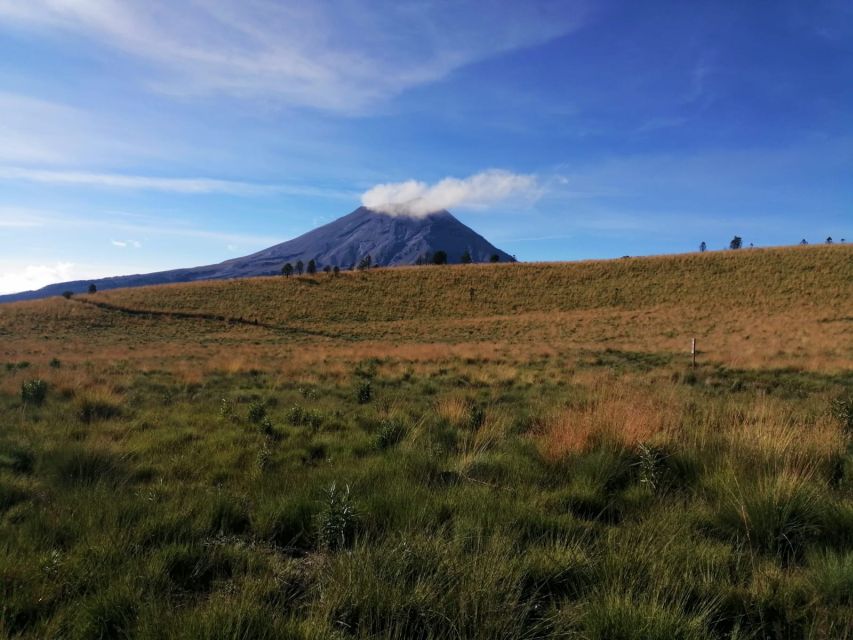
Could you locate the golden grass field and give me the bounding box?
[1,244,851,639]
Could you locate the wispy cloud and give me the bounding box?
[0,206,280,247]
[361,169,540,217]
[0,1,587,112]
[0,166,355,197]
[111,239,142,248]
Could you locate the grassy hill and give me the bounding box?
[1,245,851,639]
[91,243,853,320]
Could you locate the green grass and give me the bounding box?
[0,244,851,638]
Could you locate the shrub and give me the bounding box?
[578,591,712,640]
[0,478,29,512]
[219,397,235,419]
[467,403,486,431]
[256,496,318,551]
[21,379,48,405]
[76,394,122,423]
[257,416,277,437]
[713,473,822,561]
[375,418,406,450]
[635,442,664,492]
[318,482,358,551]
[830,396,852,434]
[208,494,251,535]
[357,380,372,404]
[247,401,266,423]
[286,404,323,429]
[46,445,125,486]
[0,446,35,474]
[71,585,137,640]
[808,550,853,605]
[49,357,61,368]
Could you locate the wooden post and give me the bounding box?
[691,338,696,368]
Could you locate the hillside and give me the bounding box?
[1,243,852,639]
[0,207,513,303]
[2,244,851,373]
[90,243,852,324]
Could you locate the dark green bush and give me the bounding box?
[375,418,406,450]
[830,396,852,434]
[21,379,47,405]
[208,494,251,535]
[247,401,267,423]
[71,585,137,640]
[0,446,35,474]
[318,483,358,550]
[45,445,126,486]
[357,380,372,404]
[713,475,823,562]
[286,404,324,429]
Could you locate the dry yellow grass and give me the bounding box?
[0,244,850,380]
[536,378,683,458]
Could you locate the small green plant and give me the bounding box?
[247,400,267,423]
[374,418,406,450]
[219,397,235,419]
[714,474,822,561]
[317,482,358,551]
[287,404,324,429]
[49,358,61,369]
[467,404,486,431]
[356,380,372,404]
[256,441,272,472]
[76,395,122,423]
[21,379,48,405]
[299,386,318,400]
[830,396,852,434]
[258,416,276,437]
[635,442,665,492]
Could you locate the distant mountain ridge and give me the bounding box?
[0,207,513,303]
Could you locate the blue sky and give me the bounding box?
[0,0,850,293]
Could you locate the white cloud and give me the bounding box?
[361,169,540,217]
[0,166,359,198]
[111,239,142,248]
[0,1,587,112]
[0,262,77,294]
[0,166,284,195]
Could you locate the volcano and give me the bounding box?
[0,207,514,302]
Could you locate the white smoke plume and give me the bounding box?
[361,169,538,217]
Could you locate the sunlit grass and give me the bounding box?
[0,244,850,638]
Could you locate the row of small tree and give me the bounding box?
[281,259,340,277]
[414,250,502,265]
[699,236,844,252]
[282,250,504,275]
